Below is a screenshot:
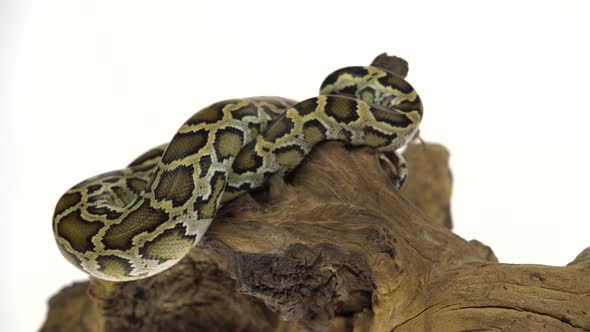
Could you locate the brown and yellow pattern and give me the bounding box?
[53,65,422,281]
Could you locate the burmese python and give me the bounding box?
[53,65,423,281]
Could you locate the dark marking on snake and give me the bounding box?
[161,129,209,164]
[54,191,82,217]
[154,165,195,208]
[262,116,295,143]
[199,155,212,177]
[103,201,169,251]
[292,98,318,116]
[232,141,264,174]
[57,210,102,253]
[186,102,226,125]
[324,97,360,124]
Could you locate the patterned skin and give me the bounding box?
[53,66,423,281]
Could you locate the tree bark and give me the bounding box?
[42,55,590,332]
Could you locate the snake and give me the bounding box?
[52,65,423,281]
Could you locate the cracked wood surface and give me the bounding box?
[42,142,590,332]
[41,55,590,331]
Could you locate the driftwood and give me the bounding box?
[42,55,590,332]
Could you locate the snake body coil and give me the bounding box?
[53,66,423,281]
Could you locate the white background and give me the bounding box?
[2,1,589,331]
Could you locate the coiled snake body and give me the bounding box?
[53,66,423,281]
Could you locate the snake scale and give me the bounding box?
[53,65,423,281]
